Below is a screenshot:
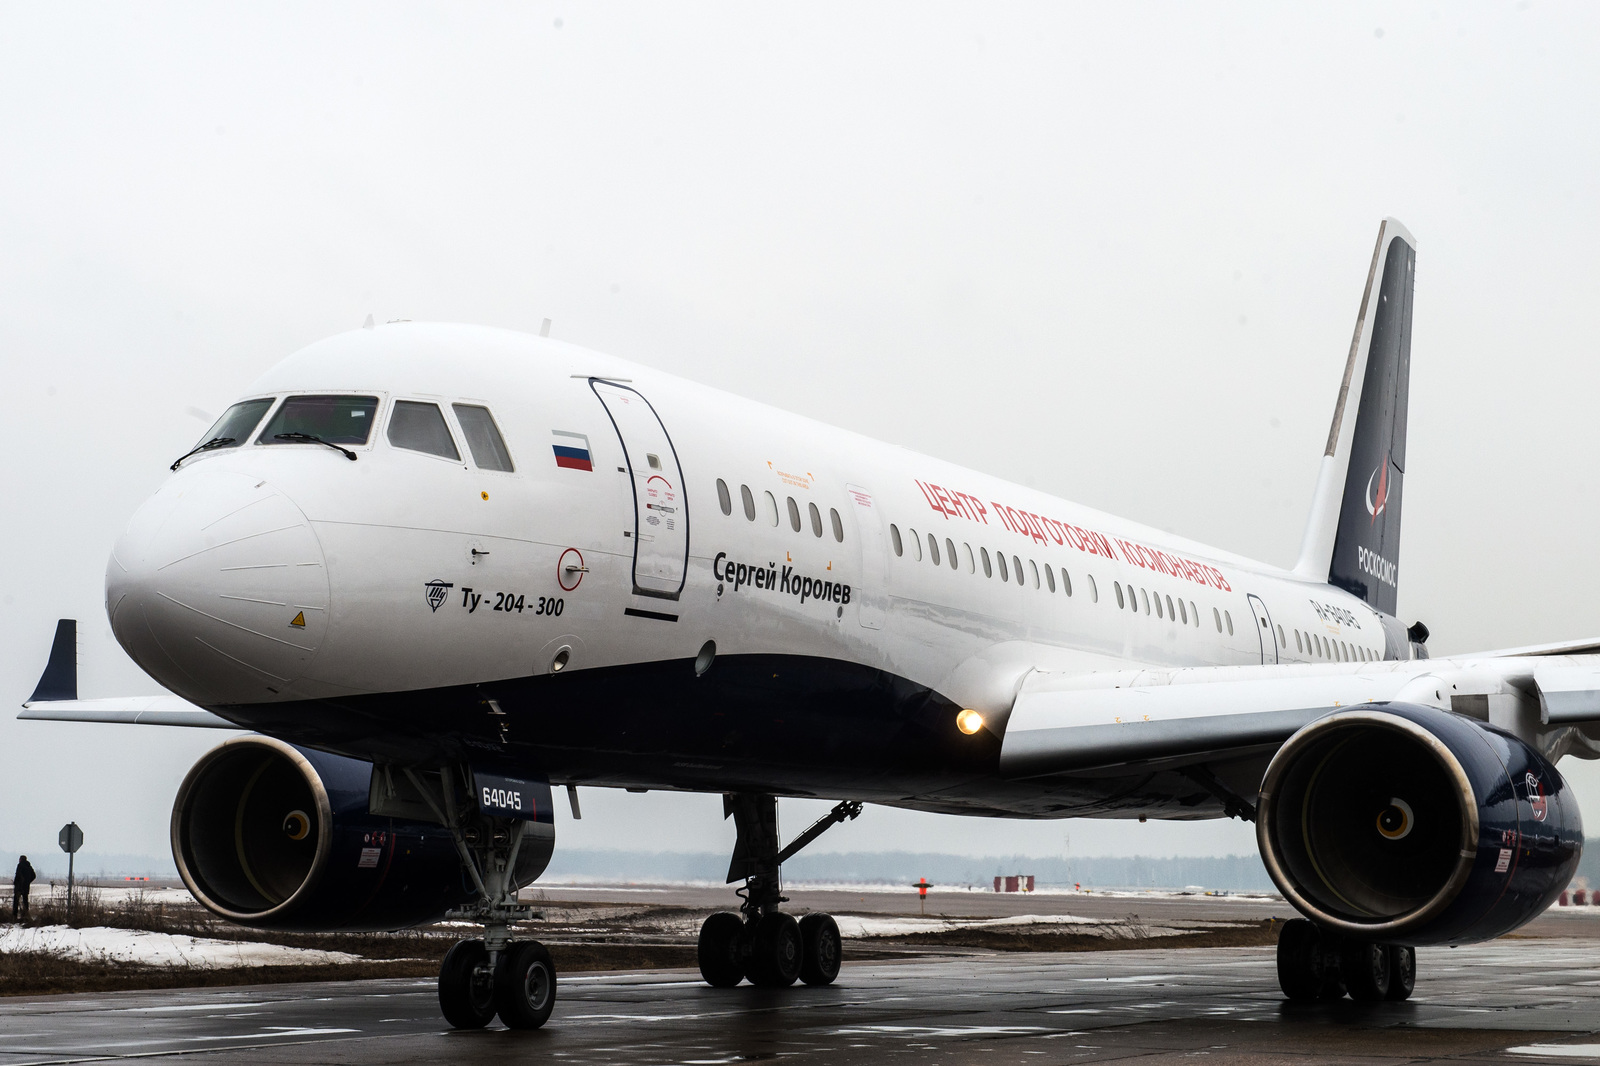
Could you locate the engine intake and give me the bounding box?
[171,735,551,931]
[1257,703,1580,944]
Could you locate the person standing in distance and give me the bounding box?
[12,856,35,920]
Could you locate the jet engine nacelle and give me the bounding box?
[1257,703,1581,944]
[171,735,552,931]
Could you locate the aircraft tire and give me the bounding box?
[1385,945,1416,1001]
[438,939,497,1029]
[494,940,557,1029]
[698,912,746,988]
[746,912,802,988]
[1275,919,1326,1001]
[1341,941,1391,1002]
[798,913,841,986]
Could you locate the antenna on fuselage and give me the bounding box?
[540,318,552,338]
[362,313,375,330]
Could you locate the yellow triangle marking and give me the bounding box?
[289,612,306,628]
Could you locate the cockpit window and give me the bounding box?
[196,399,274,449]
[388,401,460,460]
[452,404,514,472]
[259,395,379,445]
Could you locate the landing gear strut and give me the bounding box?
[698,793,859,989]
[391,765,558,1030]
[1276,917,1415,1002]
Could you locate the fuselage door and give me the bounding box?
[846,485,887,629]
[590,381,688,600]
[1247,593,1278,665]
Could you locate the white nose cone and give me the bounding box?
[106,469,328,705]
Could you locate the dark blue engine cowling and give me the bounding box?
[1257,703,1581,944]
[171,735,550,932]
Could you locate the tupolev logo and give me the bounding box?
[1365,456,1390,524]
[424,579,454,612]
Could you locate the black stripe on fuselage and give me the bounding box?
[212,653,1235,819]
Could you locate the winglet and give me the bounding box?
[27,619,77,704]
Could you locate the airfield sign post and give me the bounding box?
[58,822,82,913]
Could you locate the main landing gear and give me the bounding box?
[698,793,860,989]
[392,766,557,1030]
[1276,917,1416,1003]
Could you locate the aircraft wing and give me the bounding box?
[18,619,239,729]
[999,654,1600,779]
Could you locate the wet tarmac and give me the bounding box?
[7,938,1600,1065]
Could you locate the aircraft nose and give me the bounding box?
[106,469,328,705]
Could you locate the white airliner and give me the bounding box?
[22,219,1600,1027]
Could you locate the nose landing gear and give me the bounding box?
[386,764,559,1030]
[697,793,860,989]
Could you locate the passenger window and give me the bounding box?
[1088,574,1098,603]
[891,523,903,557]
[809,502,823,537]
[741,484,756,521]
[1167,595,1177,621]
[1213,607,1222,632]
[1277,624,1286,648]
[1115,582,1125,609]
[1063,569,1073,597]
[927,534,941,566]
[1225,610,1233,636]
[646,453,662,471]
[909,528,923,561]
[1154,593,1163,619]
[997,553,1009,582]
[1177,598,1187,625]
[830,507,844,543]
[1295,630,1303,654]
[388,401,460,460]
[1141,589,1151,615]
[195,398,273,451]
[764,491,780,526]
[981,547,993,577]
[1192,602,1200,626]
[452,404,514,471]
[1029,560,1040,588]
[717,479,732,516]
[946,538,958,570]
[1013,556,1024,586]
[1045,565,1056,593]
[787,496,802,532]
[261,394,379,445]
[962,543,975,573]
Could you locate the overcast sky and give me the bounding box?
[5,3,1600,874]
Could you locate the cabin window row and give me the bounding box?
[888,523,1104,603]
[1292,627,1377,663]
[715,479,844,543]
[1112,581,1208,631]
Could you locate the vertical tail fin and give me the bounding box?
[1293,219,1416,616]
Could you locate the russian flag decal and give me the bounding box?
[552,430,593,471]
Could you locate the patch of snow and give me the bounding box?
[0,925,364,969]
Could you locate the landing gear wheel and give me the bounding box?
[494,940,556,1029]
[746,911,802,988]
[798,913,841,986]
[439,939,497,1029]
[698,912,746,988]
[1275,919,1323,1001]
[1342,941,1391,1002]
[1385,944,1416,1001]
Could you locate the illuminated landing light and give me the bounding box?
[956,709,985,735]
[551,646,572,673]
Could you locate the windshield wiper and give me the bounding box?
[274,432,358,461]
[169,437,236,471]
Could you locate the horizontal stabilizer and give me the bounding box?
[19,695,238,729]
